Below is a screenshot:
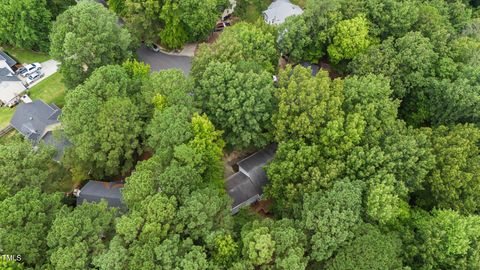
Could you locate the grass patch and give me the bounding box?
[0,107,15,129]
[291,0,306,8]
[2,45,50,64]
[235,0,271,23]
[28,72,67,107]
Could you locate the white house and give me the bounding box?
[0,51,25,107]
[263,0,303,25]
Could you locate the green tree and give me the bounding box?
[178,0,228,42]
[0,188,63,266]
[277,15,312,63]
[192,22,278,78]
[61,65,143,178]
[50,1,131,88]
[123,0,163,44]
[195,61,275,149]
[325,224,404,270]
[46,202,116,270]
[420,124,480,213]
[0,0,52,50]
[407,209,480,270]
[302,181,363,262]
[159,1,189,50]
[108,0,127,16]
[0,138,57,200]
[240,219,308,269]
[188,113,225,184]
[46,0,76,18]
[176,188,232,242]
[327,15,371,63]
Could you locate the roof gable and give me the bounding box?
[10,100,61,143]
[77,180,124,208]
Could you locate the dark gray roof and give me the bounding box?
[300,62,320,76]
[42,130,71,162]
[238,144,276,184]
[225,144,276,214]
[10,100,61,143]
[0,67,20,82]
[0,51,17,67]
[226,172,261,212]
[77,180,124,208]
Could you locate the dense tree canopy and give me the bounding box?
[0,188,63,266]
[50,1,131,88]
[195,61,275,149]
[0,138,58,200]
[62,65,143,178]
[0,0,52,50]
[3,0,480,269]
[122,0,227,49]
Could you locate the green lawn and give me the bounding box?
[236,0,271,23]
[28,72,67,107]
[1,45,50,64]
[0,107,15,129]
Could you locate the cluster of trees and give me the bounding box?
[278,0,480,127]
[1,0,228,52]
[2,0,480,269]
[108,0,228,49]
[0,0,75,50]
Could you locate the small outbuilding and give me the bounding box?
[226,144,276,214]
[76,180,125,208]
[263,0,303,25]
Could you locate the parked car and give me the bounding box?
[25,70,44,85]
[147,43,160,52]
[20,63,42,77]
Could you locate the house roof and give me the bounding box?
[225,144,276,214]
[263,0,303,25]
[42,130,71,162]
[300,62,320,76]
[77,180,124,208]
[226,172,261,212]
[10,100,61,143]
[0,51,17,67]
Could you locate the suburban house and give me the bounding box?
[75,180,125,208]
[226,144,276,214]
[10,99,70,161]
[0,51,25,107]
[263,0,303,25]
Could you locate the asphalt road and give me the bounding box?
[136,45,192,75]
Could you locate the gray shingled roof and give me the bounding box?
[77,180,124,208]
[0,67,20,82]
[300,62,320,76]
[10,100,61,143]
[225,144,276,214]
[42,130,71,162]
[0,51,17,67]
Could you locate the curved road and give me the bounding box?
[136,45,192,75]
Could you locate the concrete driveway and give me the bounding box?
[136,45,192,75]
[23,60,59,88]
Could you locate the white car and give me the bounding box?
[20,63,42,77]
[26,70,44,85]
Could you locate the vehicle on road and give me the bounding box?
[147,43,160,52]
[25,70,44,85]
[18,63,42,77]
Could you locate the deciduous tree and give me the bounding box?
[50,1,131,88]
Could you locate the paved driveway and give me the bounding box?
[136,45,192,75]
[24,60,59,88]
